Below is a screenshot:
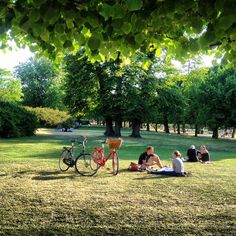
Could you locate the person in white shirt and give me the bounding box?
[148,151,190,176]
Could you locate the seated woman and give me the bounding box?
[138,146,163,170]
[186,145,199,162]
[148,151,190,176]
[198,145,211,163]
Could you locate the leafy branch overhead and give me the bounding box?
[0,0,235,62]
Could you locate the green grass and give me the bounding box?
[0,128,236,235]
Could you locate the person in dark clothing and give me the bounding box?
[138,146,163,168]
[186,145,199,162]
[198,145,211,163]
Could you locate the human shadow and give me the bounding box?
[133,174,189,180]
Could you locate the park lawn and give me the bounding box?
[0,128,235,235]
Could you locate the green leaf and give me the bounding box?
[29,9,41,22]
[125,0,143,11]
[134,33,145,44]
[112,3,126,19]
[122,23,132,34]
[0,8,6,19]
[202,30,216,44]
[55,23,65,34]
[66,19,74,29]
[32,23,44,37]
[99,3,113,21]
[88,37,101,51]
[219,14,235,30]
[40,30,50,42]
[33,0,47,7]
[63,40,73,48]
[189,39,200,52]
[44,7,60,25]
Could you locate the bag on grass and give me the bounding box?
[128,162,140,171]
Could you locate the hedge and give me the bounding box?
[25,107,72,128]
[0,101,38,138]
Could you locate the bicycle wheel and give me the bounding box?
[75,153,98,176]
[112,152,119,175]
[59,150,72,171]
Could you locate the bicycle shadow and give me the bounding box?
[118,168,130,173]
[32,170,77,181]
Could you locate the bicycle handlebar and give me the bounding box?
[69,136,87,147]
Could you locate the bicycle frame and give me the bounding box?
[93,145,116,167]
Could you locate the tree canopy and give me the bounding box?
[0,68,22,102]
[14,57,64,109]
[1,0,236,62]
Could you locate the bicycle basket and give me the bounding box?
[107,138,123,149]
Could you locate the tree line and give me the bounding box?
[1,54,235,139]
[62,52,236,139]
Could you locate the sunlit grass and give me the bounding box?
[0,128,235,235]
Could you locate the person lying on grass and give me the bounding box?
[138,146,163,170]
[148,150,190,177]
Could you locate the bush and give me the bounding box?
[0,101,38,138]
[25,107,72,128]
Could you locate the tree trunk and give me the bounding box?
[194,124,198,137]
[163,114,170,133]
[182,123,186,133]
[114,118,122,137]
[146,123,150,132]
[232,127,235,138]
[177,123,180,134]
[155,123,158,132]
[129,121,132,128]
[104,116,114,136]
[173,124,176,133]
[123,121,126,128]
[131,120,141,138]
[212,127,218,139]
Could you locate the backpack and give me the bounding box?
[128,162,140,171]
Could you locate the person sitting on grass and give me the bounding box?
[198,145,211,163]
[148,150,190,176]
[186,145,199,162]
[138,146,163,170]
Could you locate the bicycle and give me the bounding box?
[59,136,91,172]
[75,138,123,176]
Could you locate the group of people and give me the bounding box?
[132,144,211,176]
[186,145,210,163]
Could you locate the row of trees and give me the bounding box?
[63,52,236,139]
[1,54,235,139]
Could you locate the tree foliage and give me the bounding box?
[14,57,64,109]
[0,68,23,102]
[199,66,236,138]
[0,1,235,62]
[0,101,38,138]
[25,107,72,128]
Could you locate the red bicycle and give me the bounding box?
[75,138,123,176]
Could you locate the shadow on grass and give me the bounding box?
[32,170,77,181]
[133,174,191,180]
[118,168,130,173]
[0,172,8,177]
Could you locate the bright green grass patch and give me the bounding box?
[0,128,236,235]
